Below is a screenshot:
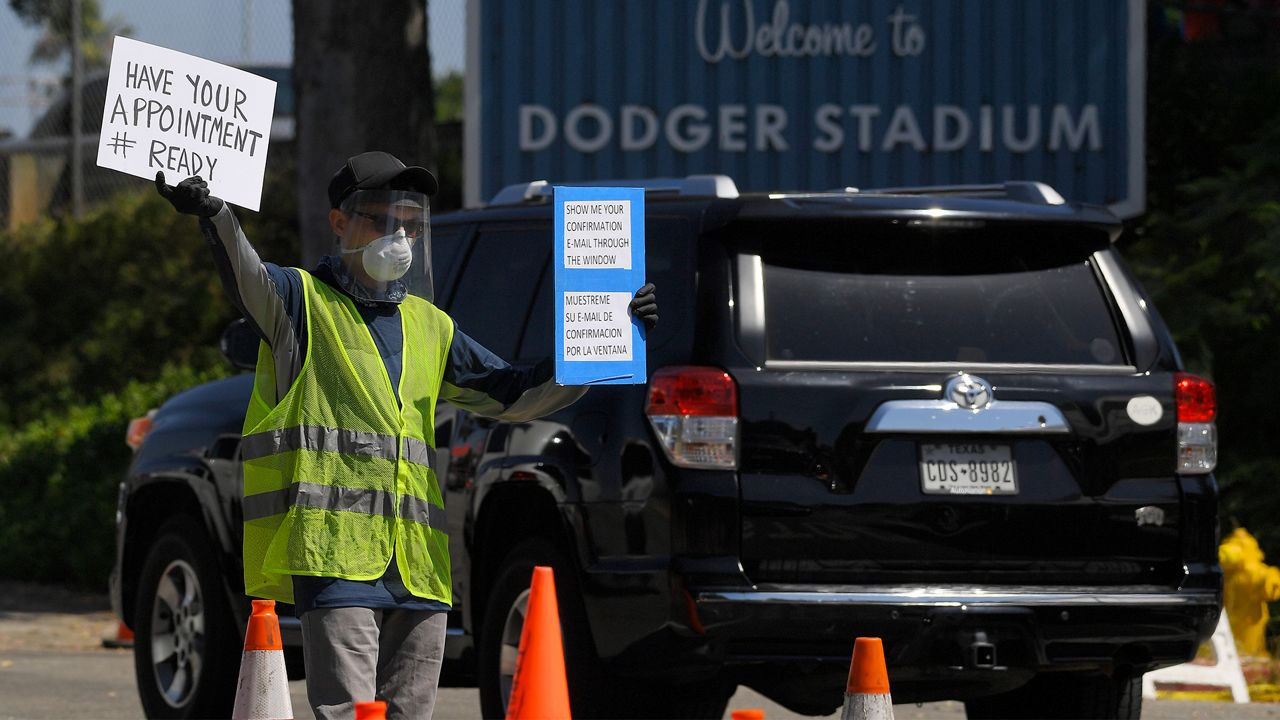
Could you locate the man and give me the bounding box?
[156,151,657,719]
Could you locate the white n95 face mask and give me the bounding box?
[346,228,413,282]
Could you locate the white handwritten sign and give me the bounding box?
[96,37,277,211]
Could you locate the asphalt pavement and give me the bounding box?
[0,647,956,719]
[4,647,1280,719]
[0,582,1277,720]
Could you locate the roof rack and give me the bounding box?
[488,174,739,205]
[856,181,1067,206]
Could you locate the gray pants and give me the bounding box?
[300,607,448,720]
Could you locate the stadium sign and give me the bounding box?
[466,0,1144,217]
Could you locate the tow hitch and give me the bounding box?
[970,630,998,669]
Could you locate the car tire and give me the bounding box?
[133,517,241,719]
[477,537,610,719]
[964,672,1143,719]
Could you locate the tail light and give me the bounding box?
[125,410,156,450]
[646,366,738,469]
[1175,373,1216,474]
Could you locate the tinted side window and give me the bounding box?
[519,269,553,362]
[430,225,467,302]
[641,217,695,352]
[449,225,550,360]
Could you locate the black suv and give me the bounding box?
[112,177,1222,720]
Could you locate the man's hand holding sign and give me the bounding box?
[154,173,222,217]
[630,282,658,329]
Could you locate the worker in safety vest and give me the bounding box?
[156,152,657,720]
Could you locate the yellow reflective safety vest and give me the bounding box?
[240,270,454,605]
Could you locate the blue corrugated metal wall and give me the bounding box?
[474,1,1138,213]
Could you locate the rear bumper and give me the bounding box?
[693,585,1221,704]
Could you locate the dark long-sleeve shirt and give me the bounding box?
[199,205,585,613]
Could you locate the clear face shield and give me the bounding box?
[332,189,433,304]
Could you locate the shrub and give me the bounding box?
[0,171,297,429]
[0,362,228,587]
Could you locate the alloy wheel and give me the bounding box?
[149,558,206,709]
[497,587,531,712]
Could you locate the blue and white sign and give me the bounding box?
[467,0,1144,217]
[554,187,646,386]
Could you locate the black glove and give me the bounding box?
[155,172,224,218]
[629,283,658,330]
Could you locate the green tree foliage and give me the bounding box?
[0,192,229,426]
[435,71,463,123]
[1128,33,1280,558]
[0,158,297,427]
[8,0,131,70]
[432,73,463,211]
[0,363,227,585]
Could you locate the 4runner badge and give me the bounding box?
[945,374,993,410]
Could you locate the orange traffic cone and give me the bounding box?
[505,566,572,720]
[841,637,894,720]
[231,599,294,720]
[102,621,134,649]
[355,700,387,719]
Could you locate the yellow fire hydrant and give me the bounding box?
[1220,528,1280,658]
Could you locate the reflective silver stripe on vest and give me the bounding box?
[242,486,294,521]
[243,482,397,521]
[402,437,435,469]
[244,481,446,534]
[400,494,448,530]
[242,425,398,462]
[297,483,397,518]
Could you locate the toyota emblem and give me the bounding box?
[945,374,993,410]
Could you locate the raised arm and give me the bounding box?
[156,172,304,402]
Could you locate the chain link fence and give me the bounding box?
[0,0,467,231]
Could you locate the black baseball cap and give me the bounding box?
[327,151,439,208]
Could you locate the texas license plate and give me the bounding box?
[919,443,1018,495]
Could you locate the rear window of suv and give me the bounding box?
[757,223,1126,365]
